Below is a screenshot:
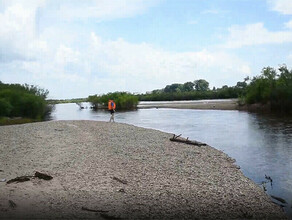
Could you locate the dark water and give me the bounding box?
[51,102,292,218]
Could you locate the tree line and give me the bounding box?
[138,65,292,114]
[138,79,246,101]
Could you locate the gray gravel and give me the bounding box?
[0,120,287,219]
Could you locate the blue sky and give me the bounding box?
[0,0,292,99]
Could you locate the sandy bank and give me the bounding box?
[0,121,286,219]
[138,99,239,110]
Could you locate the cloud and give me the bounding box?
[56,0,161,21]
[285,20,292,29]
[188,20,198,25]
[0,0,46,9]
[3,31,250,98]
[0,2,47,62]
[0,0,251,98]
[222,23,292,48]
[0,0,160,63]
[55,45,80,65]
[201,9,228,15]
[89,33,250,90]
[288,53,292,63]
[268,0,292,15]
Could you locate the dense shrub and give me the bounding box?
[0,82,50,120]
[88,92,138,110]
[0,98,12,117]
[245,65,292,114]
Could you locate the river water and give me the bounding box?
[51,102,292,217]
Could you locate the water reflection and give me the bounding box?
[51,103,292,217]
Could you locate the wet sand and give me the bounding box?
[0,121,287,219]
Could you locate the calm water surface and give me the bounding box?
[51,102,292,217]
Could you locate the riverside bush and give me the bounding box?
[0,98,12,117]
[0,82,50,120]
[245,65,292,114]
[88,92,138,110]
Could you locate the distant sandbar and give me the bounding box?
[138,99,238,110]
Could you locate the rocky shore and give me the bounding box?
[0,121,287,219]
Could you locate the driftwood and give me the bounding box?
[100,213,122,220]
[113,176,127,184]
[9,200,17,209]
[271,195,287,204]
[81,206,109,213]
[7,171,53,184]
[7,176,32,184]
[260,175,273,191]
[34,171,53,180]
[170,134,207,147]
[82,206,122,219]
[265,174,273,183]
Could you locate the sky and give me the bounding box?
[0,0,292,99]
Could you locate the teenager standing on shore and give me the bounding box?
[108,100,116,122]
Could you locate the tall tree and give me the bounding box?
[194,79,209,91]
[182,82,195,92]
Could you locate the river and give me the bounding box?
[51,102,292,218]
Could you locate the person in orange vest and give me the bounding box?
[108,100,116,122]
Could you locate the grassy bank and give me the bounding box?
[0,117,39,126]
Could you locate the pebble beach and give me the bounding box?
[0,120,287,219]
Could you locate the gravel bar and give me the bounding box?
[0,120,287,219]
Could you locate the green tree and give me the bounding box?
[194,79,209,91]
[245,67,277,104]
[244,65,292,114]
[182,82,195,92]
[164,83,183,93]
[0,98,12,117]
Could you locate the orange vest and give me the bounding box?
[108,100,116,110]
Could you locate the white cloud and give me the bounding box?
[56,0,160,21]
[288,53,292,62]
[0,0,46,9]
[285,20,292,29]
[0,0,160,63]
[201,9,228,15]
[89,33,250,91]
[4,31,250,98]
[268,0,292,15]
[55,45,80,65]
[0,0,251,98]
[188,19,198,25]
[0,2,47,62]
[223,23,292,48]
